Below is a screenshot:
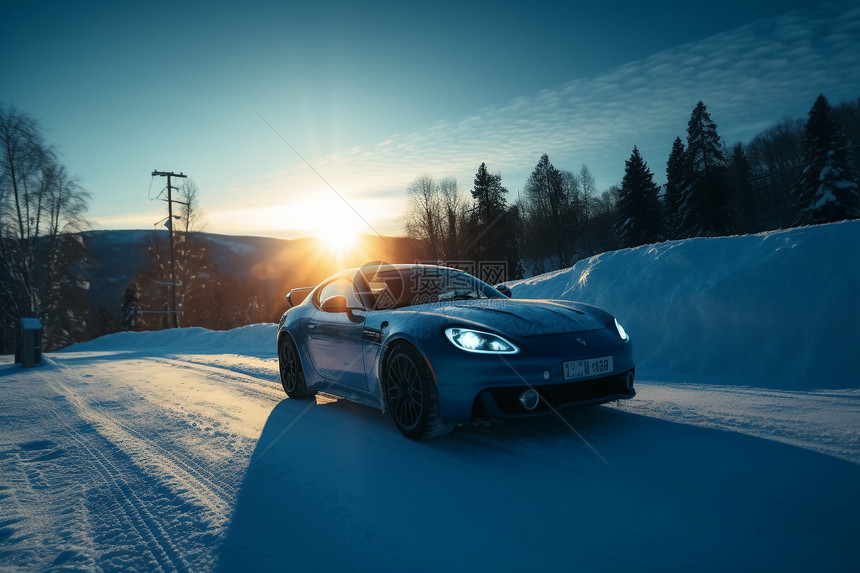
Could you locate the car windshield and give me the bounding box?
[361,267,505,310]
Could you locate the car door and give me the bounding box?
[305,277,368,389]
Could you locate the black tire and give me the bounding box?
[279,335,310,399]
[384,345,452,440]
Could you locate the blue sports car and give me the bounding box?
[277,263,635,439]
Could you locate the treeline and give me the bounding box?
[404,94,860,277]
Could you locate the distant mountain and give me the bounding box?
[80,230,420,315]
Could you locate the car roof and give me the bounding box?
[319,263,471,289]
[357,262,460,274]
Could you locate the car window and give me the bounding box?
[317,278,363,310]
[362,267,505,310]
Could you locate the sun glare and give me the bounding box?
[312,200,370,258]
[218,197,374,262]
[320,225,360,255]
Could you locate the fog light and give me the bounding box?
[519,389,540,411]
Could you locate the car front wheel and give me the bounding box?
[384,345,452,440]
[279,335,310,399]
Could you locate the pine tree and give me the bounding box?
[664,137,687,239]
[120,282,141,331]
[791,94,860,224]
[471,163,507,232]
[616,147,662,248]
[468,163,520,279]
[91,304,115,338]
[679,101,734,237]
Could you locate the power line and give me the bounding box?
[151,170,187,328]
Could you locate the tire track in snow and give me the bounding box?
[56,383,237,526]
[7,353,270,571]
[87,415,237,521]
[48,366,240,530]
[147,355,284,402]
[53,414,191,573]
[0,387,99,571]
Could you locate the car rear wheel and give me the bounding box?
[384,345,452,440]
[279,336,310,399]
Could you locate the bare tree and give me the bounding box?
[404,175,443,260]
[173,180,212,326]
[578,164,598,256]
[437,177,466,260]
[522,154,568,269]
[176,179,205,235]
[744,118,804,229]
[0,105,90,350]
[0,107,47,319]
[135,179,212,328]
[590,187,620,254]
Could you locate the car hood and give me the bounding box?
[406,299,611,337]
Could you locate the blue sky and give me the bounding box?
[3,0,859,238]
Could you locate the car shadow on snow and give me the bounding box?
[212,396,860,573]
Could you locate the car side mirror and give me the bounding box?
[495,284,512,298]
[320,295,349,313]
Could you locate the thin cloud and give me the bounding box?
[204,1,860,237]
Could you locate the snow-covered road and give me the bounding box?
[0,352,268,571]
[2,344,858,572]
[3,223,860,571]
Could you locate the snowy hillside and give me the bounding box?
[1,222,858,572]
[511,220,860,390]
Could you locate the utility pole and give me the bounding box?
[152,170,188,328]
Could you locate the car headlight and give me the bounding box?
[614,318,629,342]
[444,328,520,354]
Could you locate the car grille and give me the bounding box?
[472,369,635,418]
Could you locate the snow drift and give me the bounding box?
[510,220,860,390]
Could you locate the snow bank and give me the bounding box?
[67,323,277,357]
[510,221,860,390]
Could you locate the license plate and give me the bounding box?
[563,356,613,380]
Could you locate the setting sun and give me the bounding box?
[319,224,360,255]
[313,202,368,260]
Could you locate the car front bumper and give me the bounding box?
[427,328,635,423]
